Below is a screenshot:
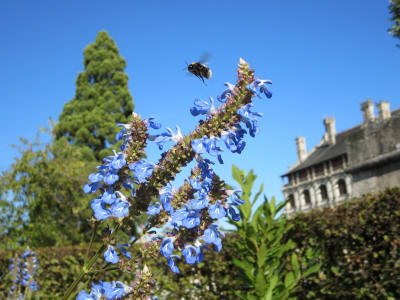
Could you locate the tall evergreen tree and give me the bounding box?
[55,31,134,159]
[0,32,136,250]
[389,0,400,41]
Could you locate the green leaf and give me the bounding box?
[257,242,268,268]
[255,271,267,297]
[303,263,322,277]
[291,252,300,277]
[284,271,295,288]
[265,274,279,300]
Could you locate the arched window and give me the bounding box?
[288,194,295,209]
[320,184,328,201]
[338,179,347,195]
[303,190,311,205]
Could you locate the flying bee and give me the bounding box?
[185,53,212,84]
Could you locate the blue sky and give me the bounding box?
[1,0,399,208]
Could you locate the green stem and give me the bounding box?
[85,222,99,264]
[62,222,121,300]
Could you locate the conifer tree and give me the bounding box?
[55,31,134,159]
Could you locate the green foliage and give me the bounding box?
[0,128,97,249]
[0,240,243,299]
[389,0,400,41]
[1,31,136,250]
[229,165,321,300]
[55,31,134,160]
[286,187,400,299]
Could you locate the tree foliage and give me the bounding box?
[0,128,97,249]
[0,31,135,250]
[389,0,400,41]
[55,31,134,159]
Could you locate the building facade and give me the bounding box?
[282,100,400,217]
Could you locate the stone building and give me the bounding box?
[281,100,400,217]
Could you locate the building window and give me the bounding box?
[314,163,324,177]
[303,190,311,205]
[320,184,328,200]
[338,179,347,195]
[331,156,343,170]
[299,169,308,182]
[288,194,295,209]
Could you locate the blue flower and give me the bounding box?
[197,158,215,180]
[145,116,162,129]
[149,126,183,150]
[190,97,216,117]
[217,82,235,103]
[129,159,155,183]
[21,250,31,259]
[83,182,100,194]
[104,171,119,185]
[246,79,272,99]
[228,206,241,221]
[159,186,174,213]
[167,255,181,273]
[29,281,38,291]
[220,131,237,152]
[237,103,263,137]
[91,198,111,220]
[115,127,127,141]
[190,193,209,210]
[255,79,272,98]
[172,205,190,222]
[77,290,95,300]
[88,172,104,183]
[182,209,201,229]
[195,244,207,263]
[110,199,130,218]
[103,281,132,300]
[102,189,116,205]
[203,224,225,252]
[189,177,202,191]
[160,238,174,258]
[147,202,161,215]
[117,244,132,260]
[104,245,119,264]
[226,189,245,205]
[191,136,209,154]
[208,201,227,219]
[182,245,197,264]
[110,152,126,171]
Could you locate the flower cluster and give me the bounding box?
[9,249,39,299]
[76,59,272,299]
[77,280,132,300]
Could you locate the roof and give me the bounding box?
[282,106,400,177]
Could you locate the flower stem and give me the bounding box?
[62,222,121,300]
[85,222,99,264]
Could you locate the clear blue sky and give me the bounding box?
[1,0,399,207]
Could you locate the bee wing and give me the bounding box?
[199,52,212,64]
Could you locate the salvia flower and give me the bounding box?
[160,238,174,258]
[190,97,216,117]
[104,245,119,264]
[217,82,236,103]
[129,159,155,183]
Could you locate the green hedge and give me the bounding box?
[285,187,400,299]
[0,238,242,299]
[2,188,399,299]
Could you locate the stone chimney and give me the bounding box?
[323,117,336,145]
[361,99,375,123]
[296,137,307,163]
[377,101,391,120]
